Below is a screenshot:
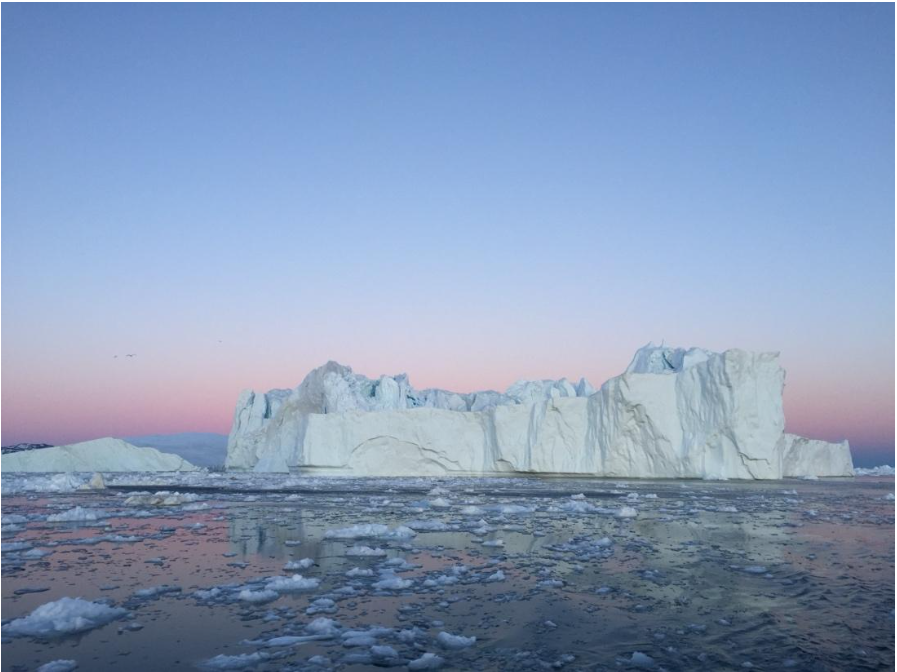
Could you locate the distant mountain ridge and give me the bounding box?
[1,443,53,455]
[125,432,227,467]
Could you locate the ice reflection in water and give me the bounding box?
[1,476,894,671]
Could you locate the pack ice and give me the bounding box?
[1,438,197,472]
[226,344,854,479]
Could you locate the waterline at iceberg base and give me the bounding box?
[226,344,853,479]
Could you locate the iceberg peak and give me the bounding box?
[624,342,716,374]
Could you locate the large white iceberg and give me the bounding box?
[225,345,854,480]
[1,438,197,473]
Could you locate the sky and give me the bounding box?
[2,4,894,467]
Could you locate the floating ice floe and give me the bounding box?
[404,519,452,531]
[324,523,416,540]
[487,504,535,515]
[2,541,33,553]
[383,557,419,571]
[37,661,78,672]
[193,587,225,601]
[265,574,320,592]
[855,465,895,476]
[408,652,445,670]
[345,545,386,557]
[372,572,413,590]
[428,497,452,508]
[341,626,394,647]
[370,645,399,661]
[436,631,476,649]
[244,635,311,647]
[46,506,108,523]
[306,617,340,637]
[306,598,337,615]
[551,500,603,514]
[197,651,271,670]
[2,597,128,638]
[132,585,181,600]
[422,574,459,588]
[739,565,769,574]
[23,548,53,559]
[538,579,565,588]
[628,651,656,668]
[1,473,86,494]
[124,491,202,507]
[284,558,314,570]
[238,588,279,603]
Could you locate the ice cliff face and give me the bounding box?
[226,345,854,479]
[1,438,198,472]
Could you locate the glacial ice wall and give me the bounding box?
[225,345,854,479]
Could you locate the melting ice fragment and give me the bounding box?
[37,662,78,672]
[324,523,416,540]
[408,653,445,670]
[2,597,128,638]
[436,631,477,649]
[196,651,270,670]
[46,507,109,523]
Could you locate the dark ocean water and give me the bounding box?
[2,476,894,671]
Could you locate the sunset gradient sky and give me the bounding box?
[2,4,894,466]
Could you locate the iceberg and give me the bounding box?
[778,434,854,478]
[223,344,853,479]
[1,438,197,473]
[854,465,896,476]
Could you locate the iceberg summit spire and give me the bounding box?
[225,345,853,479]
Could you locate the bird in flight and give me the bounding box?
[125,353,136,358]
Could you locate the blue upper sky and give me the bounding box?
[2,4,894,466]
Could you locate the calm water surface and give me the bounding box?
[1,476,894,671]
